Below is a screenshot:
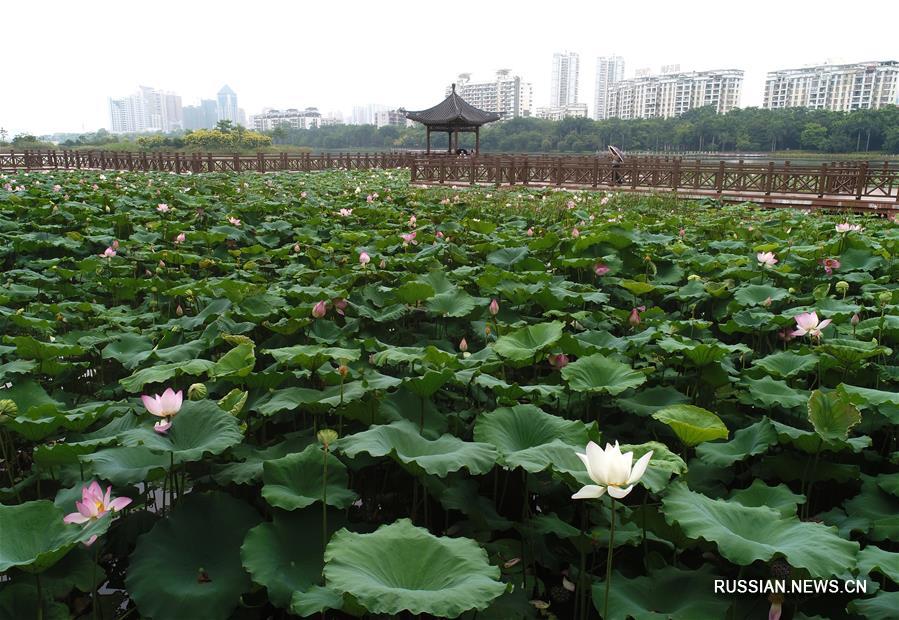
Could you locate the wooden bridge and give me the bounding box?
[2,150,897,212]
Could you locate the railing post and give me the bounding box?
[232,153,240,172]
[556,158,563,187]
[855,161,868,200]
[174,152,181,174]
[469,158,475,185]
[439,160,446,184]
[630,157,638,190]
[411,160,417,182]
[765,162,774,195]
[715,160,725,194]
[818,163,828,198]
[257,152,264,173]
[280,152,287,171]
[672,157,680,191]
[592,156,599,188]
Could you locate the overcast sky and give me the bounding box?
[2,0,897,135]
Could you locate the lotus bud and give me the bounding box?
[459,337,468,352]
[835,281,849,295]
[489,299,500,316]
[0,399,17,416]
[176,304,183,317]
[788,287,795,294]
[687,274,701,281]
[485,324,492,336]
[338,364,349,378]
[312,300,328,318]
[188,383,207,400]
[379,259,387,269]
[293,243,301,253]
[878,291,892,306]
[850,313,860,326]
[317,428,339,448]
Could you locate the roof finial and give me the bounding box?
[452,83,456,93]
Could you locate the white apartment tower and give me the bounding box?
[551,52,580,107]
[763,61,899,111]
[594,55,625,120]
[108,86,183,133]
[607,69,743,120]
[449,70,534,119]
[217,85,240,125]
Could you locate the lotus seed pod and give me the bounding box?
[317,428,339,448]
[878,291,892,306]
[835,281,849,295]
[188,383,207,400]
[0,399,17,416]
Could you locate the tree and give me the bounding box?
[800,123,829,151]
[215,120,235,133]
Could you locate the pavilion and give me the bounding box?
[404,84,501,155]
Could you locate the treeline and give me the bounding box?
[268,105,899,154]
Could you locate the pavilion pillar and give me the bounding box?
[475,127,480,155]
[447,131,452,153]
[426,128,431,155]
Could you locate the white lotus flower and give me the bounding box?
[572,441,652,500]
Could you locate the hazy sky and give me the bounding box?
[2,0,897,135]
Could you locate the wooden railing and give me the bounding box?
[409,155,899,204]
[3,150,898,206]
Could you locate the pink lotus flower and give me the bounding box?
[157,203,170,213]
[757,252,778,267]
[489,299,500,316]
[835,223,862,233]
[338,208,353,217]
[359,251,371,266]
[459,337,468,352]
[567,199,576,209]
[678,228,686,238]
[228,216,241,226]
[141,388,183,418]
[100,247,116,258]
[435,231,444,239]
[53,184,61,192]
[154,419,172,434]
[600,196,610,206]
[300,191,307,198]
[548,353,569,370]
[332,298,348,316]
[526,227,534,236]
[792,311,831,339]
[571,228,580,238]
[593,263,610,276]
[174,232,186,244]
[63,481,132,544]
[769,600,782,620]
[112,240,119,250]
[312,300,328,318]
[408,215,417,227]
[629,305,646,326]
[367,194,375,203]
[401,231,417,246]
[820,258,840,275]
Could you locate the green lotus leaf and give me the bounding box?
[426,290,477,317]
[494,321,564,362]
[126,492,261,620]
[733,283,789,306]
[486,246,529,268]
[618,440,687,493]
[262,444,357,510]
[652,404,728,447]
[118,400,243,463]
[592,565,730,620]
[119,359,215,393]
[740,376,810,410]
[393,281,435,304]
[753,350,819,378]
[101,333,154,369]
[847,591,899,620]
[81,447,169,485]
[728,480,804,517]
[842,476,899,543]
[561,353,646,395]
[857,545,899,584]
[323,519,505,617]
[209,343,255,379]
[615,386,689,417]
[473,404,594,472]
[838,383,899,422]
[263,344,361,369]
[696,417,778,467]
[0,500,110,573]
[817,338,890,366]
[808,389,861,442]
[617,279,655,296]
[0,583,70,620]
[662,483,858,577]
[241,508,341,608]
[290,586,346,617]
[337,420,497,477]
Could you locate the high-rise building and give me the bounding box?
[551,52,580,107]
[374,109,413,128]
[183,99,219,130]
[217,85,239,125]
[763,61,899,111]
[535,103,589,121]
[351,104,389,125]
[593,55,625,120]
[252,108,322,131]
[449,70,533,119]
[607,69,743,120]
[108,86,183,133]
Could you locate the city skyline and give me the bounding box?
[3,0,899,135]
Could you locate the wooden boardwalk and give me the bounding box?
[3,149,897,212]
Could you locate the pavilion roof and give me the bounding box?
[404,85,501,128]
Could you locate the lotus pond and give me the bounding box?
[0,169,898,620]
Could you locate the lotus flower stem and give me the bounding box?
[92,545,99,620]
[322,445,329,555]
[35,573,43,620]
[604,497,616,619]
